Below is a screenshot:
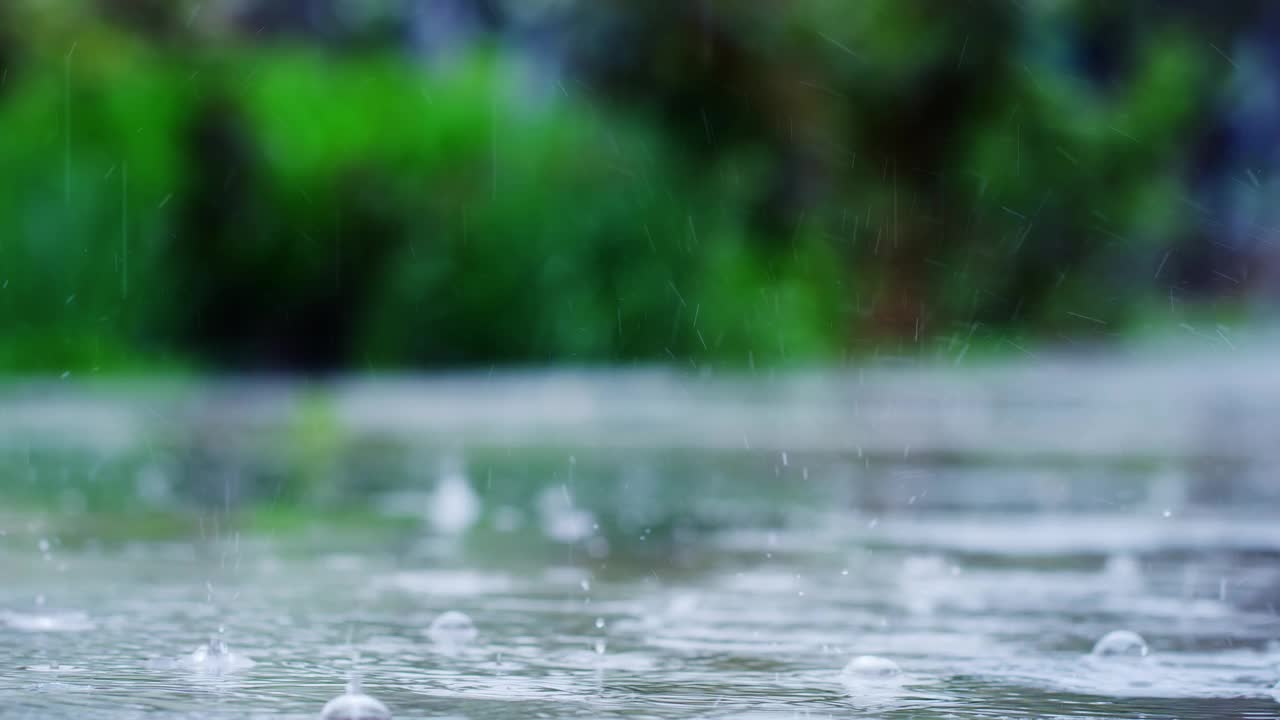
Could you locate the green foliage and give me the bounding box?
[0,3,1237,371]
[952,27,1208,334]
[231,51,841,366]
[0,30,191,371]
[0,35,841,370]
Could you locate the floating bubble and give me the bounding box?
[1091,629,1149,658]
[840,655,908,706]
[842,655,903,680]
[321,679,391,720]
[538,485,594,543]
[428,610,477,646]
[427,457,479,535]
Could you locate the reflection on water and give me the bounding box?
[1,362,1280,719]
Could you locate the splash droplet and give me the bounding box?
[181,627,254,674]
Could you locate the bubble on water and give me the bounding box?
[320,680,391,720]
[538,485,594,543]
[427,457,479,535]
[842,655,902,680]
[428,610,477,646]
[1091,630,1149,658]
[840,655,908,705]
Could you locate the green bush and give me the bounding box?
[0,4,1231,372]
[0,30,191,371]
[0,35,842,371]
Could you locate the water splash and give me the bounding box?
[180,626,256,674]
[320,678,391,720]
[538,485,594,543]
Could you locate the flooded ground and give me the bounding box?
[2,353,1280,718]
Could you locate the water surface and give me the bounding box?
[2,360,1279,719]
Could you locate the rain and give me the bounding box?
[2,2,1280,720]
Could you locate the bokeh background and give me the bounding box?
[2,0,1277,373]
[7,8,1280,716]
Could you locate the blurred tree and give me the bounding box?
[550,1,1220,341]
[0,0,1271,372]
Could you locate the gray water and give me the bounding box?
[2,356,1280,718]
